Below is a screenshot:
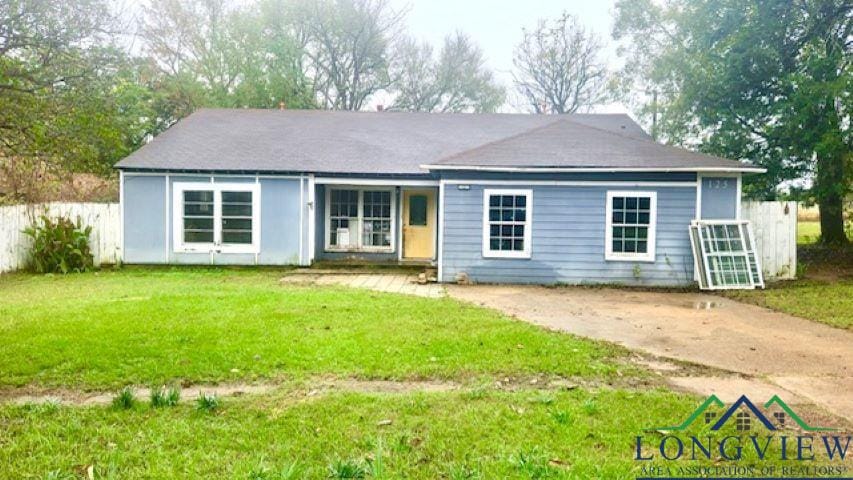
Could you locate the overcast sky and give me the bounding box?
[385,0,628,113]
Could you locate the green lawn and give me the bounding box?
[725,279,853,330]
[798,220,822,244]
[0,268,633,389]
[0,269,842,478]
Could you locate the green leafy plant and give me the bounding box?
[327,458,366,479]
[196,393,220,412]
[112,387,135,410]
[23,215,94,274]
[150,386,181,407]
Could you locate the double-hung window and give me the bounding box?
[173,182,260,253]
[605,191,656,262]
[325,187,394,252]
[482,189,532,258]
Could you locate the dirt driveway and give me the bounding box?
[447,284,853,422]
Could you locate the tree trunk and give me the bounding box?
[816,150,848,245]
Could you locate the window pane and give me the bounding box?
[222,218,252,230]
[184,191,213,202]
[486,193,528,253]
[185,203,213,216]
[183,190,214,244]
[222,204,252,216]
[222,231,252,244]
[222,191,252,203]
[184,218,213,230]
[626,197,638,209]
[408,195,428,226]
[185,231,214,243]
[639,197,650,210]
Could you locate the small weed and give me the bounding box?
[509,448,555,479]
[247,461,300,480]
[551,410,571,425]
[367,439,386,479]
[449,464,482,480]
[150,386,180,407]
[112,387,135,410]
[196,393,220,412]
[327,458,366,479]
[582,398,599,415]
[632,264,642,280]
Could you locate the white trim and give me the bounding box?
[421,165,766,174]
[316,177,439,186]
[121,171,303,179]
[442,179,697,188]
[299,176,304,265]
[323,186,397,253]
[695,174,703,220]
[604,190,657,262]
[119,170,125,260]
[397,188,403,261]
[482,188,533,259]
[255,175,260,265]
[307,174,316,264]
[736,174,742,220]
[437,180,445,281]
[165,175,171,261]
[172,182,261,254]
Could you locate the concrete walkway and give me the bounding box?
[446,284,853,422]
[280,270,444,298]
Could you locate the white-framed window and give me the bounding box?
[605,191,657,262]
[324,187,395,252]
[173,182,260,254]
[482,189,532,259]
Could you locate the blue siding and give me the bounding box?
[122,173,304,266]
[441,184,697,286]
[123,175,167,263]
[701,176,738,219]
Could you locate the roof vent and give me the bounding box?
[377,104,385,112]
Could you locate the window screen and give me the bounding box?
[363,190,392,247]
[221,191,253,244]
[486,193,528,253]
[183,190,214,243]
[689,220,764,290]
[329,189,358,247]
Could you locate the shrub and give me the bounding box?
[112,387,135,410]
[23,215,94,274]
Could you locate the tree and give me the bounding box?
[140,0,315,120]
[390,32,505,113]
[512,13,608,114]
[293,0,404,110]
[0,0,161,201]
[613,0,851,244]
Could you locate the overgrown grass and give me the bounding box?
[0,388,804,479]
[798,220,822,244]
[0,268,633,389]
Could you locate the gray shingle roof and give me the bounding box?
[116,109,759,174]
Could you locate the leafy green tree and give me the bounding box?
[0,0,162,201]
[613,0,851,244]
[390,32,505,113]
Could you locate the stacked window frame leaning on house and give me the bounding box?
[689,220,765,290]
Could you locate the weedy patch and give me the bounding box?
[150,386,180,407]
[246,460,301,480]
[196,392,220,412]
[551,410,571,425]
[111,387,135,410]
[327,458,367,479]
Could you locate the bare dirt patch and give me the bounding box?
[0,384,276,406]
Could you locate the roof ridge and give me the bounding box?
[437,118,568,163]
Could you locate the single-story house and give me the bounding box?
[116,109,764,286]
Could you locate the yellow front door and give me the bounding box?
[402,189,436,259]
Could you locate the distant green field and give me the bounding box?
[797,221,821,244]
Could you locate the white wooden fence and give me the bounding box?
[741,200,797,280]
[0,203,120,274]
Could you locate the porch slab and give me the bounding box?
[280,271,445,298]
